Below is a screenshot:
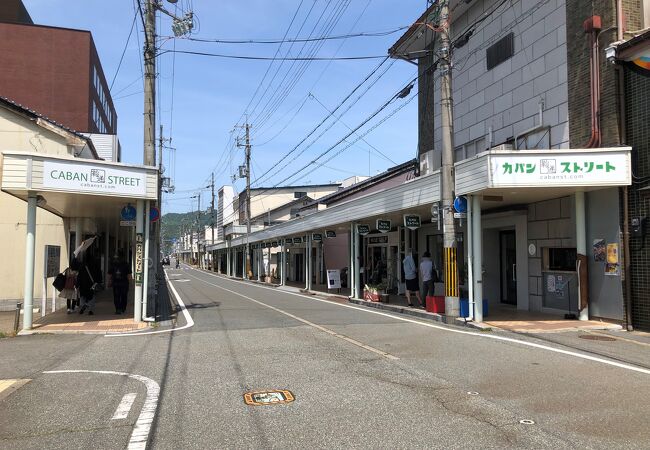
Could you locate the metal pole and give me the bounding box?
[143,200,151,320]
[23,194,37,331]
[439,0,459,317]
[576,192,589,321]
[472,195,483,322]
[134,199,144,323]
[281,240,286,285]
[349,224,355,298]
[467,196,474,321]
[245,123,252,279]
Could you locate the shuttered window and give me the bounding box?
[486,33,514,70]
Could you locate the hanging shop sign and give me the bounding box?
[43,160,147,196]
[312,233,322,242]
[135,233,144,284]
[489,151,631,187]
[376,219,391,233]
[356,224,370,235]
[325,230,336,238]
[293,237,302,244]
[272,241,278,247]
[404,214,421,230]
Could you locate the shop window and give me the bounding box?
[544,248,577,271]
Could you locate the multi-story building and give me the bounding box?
[0,0,120,161]
[388,0,641,326]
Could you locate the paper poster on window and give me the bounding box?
[592,239,605,262]
[546,274,556,293]
[606,243,619,264]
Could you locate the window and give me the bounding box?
[545,248,577,272]
[294,191,307,199]
[486,33,514,70]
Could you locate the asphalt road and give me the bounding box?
[1,263,649,449]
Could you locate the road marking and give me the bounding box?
[105,269,194,337]
[183,271,398,360]
[112,392,137,420]
[188,266,650,377]
[43,370,159,450]
[0,379,31,401]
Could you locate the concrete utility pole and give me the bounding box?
[237,123,252,278]
[197,192,202,268]
[144,0,156,167]
[211,172,215,247]
[439,0,460,317]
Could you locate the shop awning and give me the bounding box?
[1,151,158,219]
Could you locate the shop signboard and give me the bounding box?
[368,236,388,244]
[325,230,336,238]
[404,214,421,230]
[357,224,370,236]
[43,160,147,196]
[135,233,144,284]
[376,219,391,233]
[272,241,278,247]
[326,269,341,289]
[490,152,631,187]
[44,245,61,278]
[312,233,322,242]
[293,237,302,244]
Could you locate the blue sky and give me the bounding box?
[25,1,425,213]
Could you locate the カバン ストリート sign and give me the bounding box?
[43,160,147,196]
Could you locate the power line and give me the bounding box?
[110,10,138,90]
[165,26,409,45]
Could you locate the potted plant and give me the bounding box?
[364,282,388,302]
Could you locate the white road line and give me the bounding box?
[105,269,194,337]
[183,271,398,361]
[43,370,160,450]
[111,392,137,420]
[189,266,650,377]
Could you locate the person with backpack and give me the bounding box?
[108,251,132,314]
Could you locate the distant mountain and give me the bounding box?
[160,210,213,253]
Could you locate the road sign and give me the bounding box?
[120,204,136,221]
[150,206,160,222]
[453,196,468,214]
[376,219,391,233]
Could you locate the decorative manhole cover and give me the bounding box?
[578,334,616,341]
[244,390,295,406]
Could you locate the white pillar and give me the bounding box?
[22,193,37,331]
[104,220,110,289]
[576,192,588,321]
[472,195,483,322]
[267,246,272,281]
[142,201,151,320]
[257,247,261,281]
[305,236,311,290]
[349,224,355,297]
[281,241,286,285]
[354,228,361,299]
[226,244,231,276]
[134,199,144,323]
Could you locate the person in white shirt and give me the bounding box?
[420,251,434,299]
[402,250,423,308]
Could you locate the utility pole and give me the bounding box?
[439,0,459,317]
[144,0,156,167]
[211,172,215,246]
[237,122,252,278]
[197,193,202,268]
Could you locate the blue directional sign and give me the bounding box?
[453,196,468,214]
[120,204,137,221]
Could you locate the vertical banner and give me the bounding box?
[135,233,144,284]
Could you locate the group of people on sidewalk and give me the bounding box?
[58,251,131,316]
[402,250,440,308]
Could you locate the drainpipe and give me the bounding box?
[584,16,602,148]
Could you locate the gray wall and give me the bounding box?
[586,188,624,320]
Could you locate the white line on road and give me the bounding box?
[43,370,160,450]
[112,392,137,420]
[183,271,398,360]
[105,269,194,337]
[189,267,650,377]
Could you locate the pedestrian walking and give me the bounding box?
[420,251,434,299]
[108,251,132,314]
[59,258,80,313]
[77,257,100,316]
[402,249,423,308]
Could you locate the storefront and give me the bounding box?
[1,151,158,330]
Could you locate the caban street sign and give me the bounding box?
[356,224,370,236]
[404,214,421,230]
[43,160,147,196]
[490,152,631,187]
[376,219,391,233]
